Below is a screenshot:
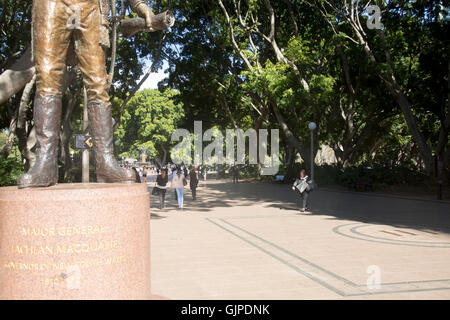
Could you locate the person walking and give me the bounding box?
[189,166,199,200]
[171,167,186,209]
[184,167,189,180]
[143,166,148,183]
[231,165,239,184]
[292,169,312,212]
[203,166,207,182]
[171,165,178,201]
[155,169,168,209]
[137,167,144,183]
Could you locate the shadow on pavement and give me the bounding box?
[147,180,450,234]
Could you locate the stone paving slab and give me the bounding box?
[150,180,450,299]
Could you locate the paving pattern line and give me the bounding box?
[206,217,450,297]
[205,217,348,297]
[333,223,450,248]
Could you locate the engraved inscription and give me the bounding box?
[1,223,127,290]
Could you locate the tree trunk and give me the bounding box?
[0,47,35,105]
[20,126,36,171]
[3,74,36,161]
[271,99,308,162]
[1,111,18,158]
[387,83,433,174]
[161,145,167,165]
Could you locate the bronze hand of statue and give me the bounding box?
[130,0,155,30]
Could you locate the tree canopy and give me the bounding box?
[152,0,449,178]
[116,88,184,164]
[0,0,449,188]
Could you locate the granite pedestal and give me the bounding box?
[0,183,151,300]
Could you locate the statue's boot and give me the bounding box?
[89,101,135,183]
[18,95,62,189]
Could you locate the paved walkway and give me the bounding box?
[148,180,450,300]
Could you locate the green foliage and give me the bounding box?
[116,89,184,161]
[0,157,24,186]
[0,130,24,185]
[0,0,447,185]
[0,0,33,129]
[280,163,431,191]
[335,165,430,190]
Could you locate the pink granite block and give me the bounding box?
[0,183,151,300]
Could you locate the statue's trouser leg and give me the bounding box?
[18,0,71,188]
[75,1,134,183]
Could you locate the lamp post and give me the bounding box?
[308,122,317,181]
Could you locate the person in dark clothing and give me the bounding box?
[292,169,312,212]
[142,166,148,183]
[189,167,199,200]
[155,169,169,209]
[231,165,239,183]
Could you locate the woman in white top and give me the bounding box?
[171,167,186,208]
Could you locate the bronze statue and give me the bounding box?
[18,0,169,188]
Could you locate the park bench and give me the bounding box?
[273,175,285,182]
